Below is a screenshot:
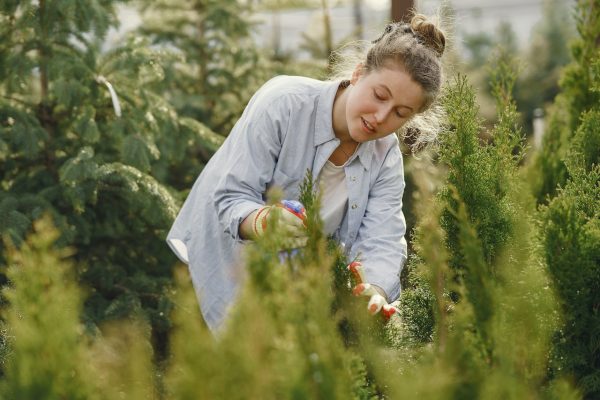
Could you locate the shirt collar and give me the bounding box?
[314,80,374,170]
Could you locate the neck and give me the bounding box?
[332,83,356,146]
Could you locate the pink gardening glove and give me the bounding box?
[348,261,399,321]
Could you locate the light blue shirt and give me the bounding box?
[167,76,408,331]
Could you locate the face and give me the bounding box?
[345,64,425,143]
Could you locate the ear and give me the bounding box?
[350,63,364,85]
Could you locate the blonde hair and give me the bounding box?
[330,13,448,153]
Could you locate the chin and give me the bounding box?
[349,131,369,143]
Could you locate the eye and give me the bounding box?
[395,110,406,118]
[373,90,385,101]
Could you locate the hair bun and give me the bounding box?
[410,14,445,57]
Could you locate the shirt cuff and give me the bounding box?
[224,201,263,242]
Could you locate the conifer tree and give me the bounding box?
[515,0,573,132]
[525,2,600,395]
[1,217,159,399]
[164,179,369,399]
[372,65,579,399]
[528,0,600,203]
[538,43,600,400]
[0,217,95,399]
[0,0,223,353]
[139,0,275,135]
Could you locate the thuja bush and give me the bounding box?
[538,79,600,400]
[385,60,581,398]
[1,217,160,399]
[439,60,525,272]
[0,179,380,398]
[0,0,225,355]
[0,217,94,399]
[398,58,525,344]
[528,0,600,203]
[162,179,381,399]
[525,1,600,397]
[374,188,579,400]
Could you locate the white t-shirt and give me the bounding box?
[318,160,349,235]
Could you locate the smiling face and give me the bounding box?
[342,64,425,143]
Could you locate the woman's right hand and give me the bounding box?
[241,200,308,249]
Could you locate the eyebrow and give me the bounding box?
[378,84,414,112]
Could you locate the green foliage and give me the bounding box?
[438,66,522,272]
[390,59,580,399]
[165,173,375,400]
[538,102,600,400]
[515,0,574,130]
[1,216,159,399]
[139,0,275,134]
[528,3,600,396]
[0,0,225,355]
[0,217,94,399]
[540,163,600,398]
[528,0,600,203]
[363,185,576,400]
[394,63,525,346]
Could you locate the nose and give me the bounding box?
[374,106,392,124]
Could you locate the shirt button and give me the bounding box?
[351,203,357,209]
[351,176,356,182]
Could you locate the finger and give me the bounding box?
[279,208,307,228]
[352,283,380,298]
[347,261,366,284]
[281,224,307,239]
[367,294,386,315]
[381,304,399,320]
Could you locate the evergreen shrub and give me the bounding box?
[539,100,600,400]
[0,0,224,355]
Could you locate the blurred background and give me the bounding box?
[106,0,575,138]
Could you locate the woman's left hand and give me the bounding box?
[347,261,400,320]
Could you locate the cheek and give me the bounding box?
[347,92,369,118]
[345,94,360,121]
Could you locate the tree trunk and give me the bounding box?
[39,0,49,103]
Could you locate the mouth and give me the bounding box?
[361,117,376,133]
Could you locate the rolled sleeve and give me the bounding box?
[213,94,287,241]
[351,145,407,301]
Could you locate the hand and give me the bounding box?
[348,261,399,321]
[252,200,307,248]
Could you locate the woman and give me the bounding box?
[167,14,446,332]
